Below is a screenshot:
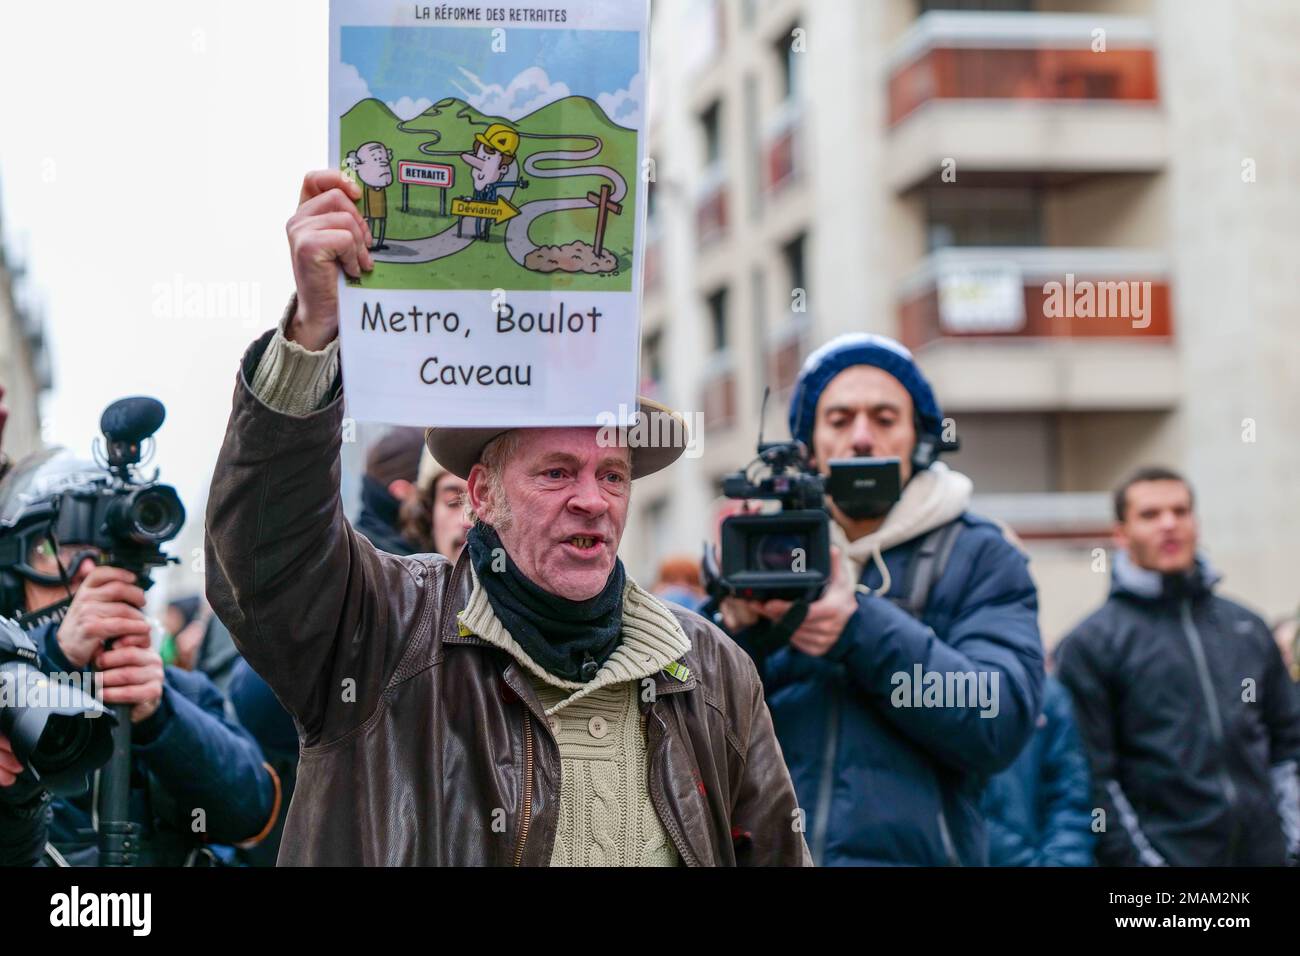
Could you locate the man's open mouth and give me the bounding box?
[563,535,604,553]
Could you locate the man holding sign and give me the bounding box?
[204,170,809,867]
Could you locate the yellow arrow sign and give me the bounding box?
[451,196,521,225]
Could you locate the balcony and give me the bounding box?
[899,247,1179,411]
[764,316,811,399]
[763,99,803,195]
[695,162,729,246]
[885,12,1166,191]
[700,355,738,431]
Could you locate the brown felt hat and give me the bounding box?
[424,398,691,481]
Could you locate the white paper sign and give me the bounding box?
[329,0,649,427]
[937,263,1027,334]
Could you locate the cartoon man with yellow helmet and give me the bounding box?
[457,122,530,241]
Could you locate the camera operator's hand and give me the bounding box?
[56,566,151,669]
[720,596,764,633]
[93,632,164,724]
[287,170,374,351]
[755,548,858,658]
[0,733,22,787]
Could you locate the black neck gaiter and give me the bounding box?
[466,522,625,683]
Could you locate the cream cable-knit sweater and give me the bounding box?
[249,306,690,866]
[459,568,689,867]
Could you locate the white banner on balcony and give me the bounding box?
[938,262,1026,334]
[330,0,649,428]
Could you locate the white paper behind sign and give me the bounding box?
[938,264,1027,334]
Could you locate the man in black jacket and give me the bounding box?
[355,427,425,555]
[1057,467,1300,866]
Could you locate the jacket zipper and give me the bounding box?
[513,711,534,866]
[1179,599,1241,860]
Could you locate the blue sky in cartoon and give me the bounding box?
[342,27,639,117]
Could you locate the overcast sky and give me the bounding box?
[0,0,329,555]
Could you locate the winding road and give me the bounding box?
[372,110,626,268]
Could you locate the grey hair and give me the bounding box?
[465,430,521,531]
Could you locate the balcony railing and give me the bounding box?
[764,316,811,397]
[763,99,802,194]
[695,162,729,245]
[898,247,1171,350]
[888,12,1159,126]
[700,357,737,431]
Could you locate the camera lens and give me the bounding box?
[754,532,807,572]
[105,484,185,545]
[31,713,94,775]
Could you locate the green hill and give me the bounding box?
[338,94,639,292]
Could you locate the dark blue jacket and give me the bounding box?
[738,513,1044,866]
[35,621,278,866]
[981,676,1094,866]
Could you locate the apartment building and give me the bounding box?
[0,194,52,462]
[630,0,1300,642]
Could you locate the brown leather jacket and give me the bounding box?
[205,332,811,866]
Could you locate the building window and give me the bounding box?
[641,330,665,397]
[925,186,1044,250]
[918,0,1033,12]
[707,287,729,353]
[774,23,802,102]
[782,232,808,312]
[700,100,722,166]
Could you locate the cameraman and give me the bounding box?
[721,334,1044,865]
[0,450,280,865]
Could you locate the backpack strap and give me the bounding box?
[890,520,964,620]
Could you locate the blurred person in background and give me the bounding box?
[720,334,1044,866]
[981,674,1094,866]
[0,450,280,865]
[651,556,707,613]
[1272,611,1299,687]
[1057,467,1300,866]
[163,596,241,698]
[398,448,472,563]
[356,426,425,555]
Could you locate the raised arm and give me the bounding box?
[205,171,434,747]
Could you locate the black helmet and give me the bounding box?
[0,449,113,616]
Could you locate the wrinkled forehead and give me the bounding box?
[509,427,631,472]
[817,365,913,418]
[359,143,388,162]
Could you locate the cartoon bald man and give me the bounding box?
[347,142,394,251]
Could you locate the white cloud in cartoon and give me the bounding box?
[339,64,435,121]
[454,65,572,121]
[597,71,643,128]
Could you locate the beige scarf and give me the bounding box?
[831,462,973,595]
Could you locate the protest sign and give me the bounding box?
[329,0,649,428]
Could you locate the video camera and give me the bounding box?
[0,397,184,804]
[704,439,832,603]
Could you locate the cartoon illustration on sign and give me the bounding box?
[455,123,530,242]
[336,25,642,292]
[345,141,394,251]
